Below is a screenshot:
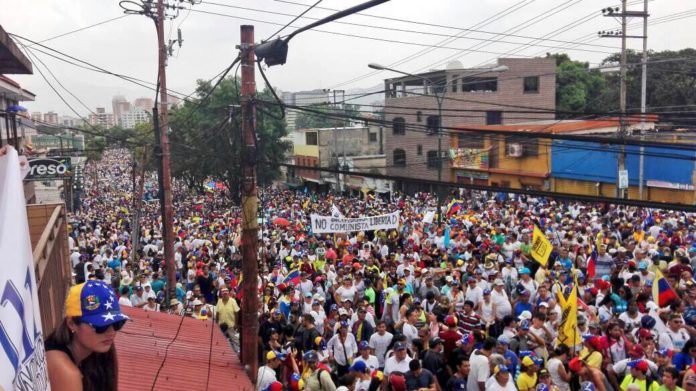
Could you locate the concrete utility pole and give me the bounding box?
[600,1,649,200]
[155,0,177,306]
[639,0,649,200]
[239,24,260,382]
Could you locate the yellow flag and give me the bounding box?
[531,225,552,266]
[303,199,310,210]
[556,280,581,348]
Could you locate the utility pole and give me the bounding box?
[239,25,260,382]
[333,90,340,193]
[639,0,649,200]
[155,0,177,306]
[600,2,648,199]
[120,0,198,309]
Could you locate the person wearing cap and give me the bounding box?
[258,350,288,391]
[348,360,371,391]
[517,355,540,391]
[496,336,519,378]
[327,320,358,376]
[353,340,379,373]
[518,267,539,302]
[404,359,437,391]
[129,284,148,308]
[46,280,130,391]
[422,337,447,389]
[569,357,611,391]
[620,360,660,391]
[215,286,240,338]
[491,278,513,335]
[383,341,412,377]
[487,364,516,391]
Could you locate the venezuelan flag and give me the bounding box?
[446,199,464,217]
[653,269,678,307]
[586,244,598,279]
[283,269,301,286]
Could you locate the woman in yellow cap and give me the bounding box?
[45,279,130,391]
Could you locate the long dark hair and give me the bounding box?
[46,318,118,391]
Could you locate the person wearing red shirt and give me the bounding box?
[438,315,463,358]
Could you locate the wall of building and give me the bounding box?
[385,58,556,184]
[552,139,696,203]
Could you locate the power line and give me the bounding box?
[199,1,619,52]
[280,162,696,212]
[27,15,130,46]
[329,0,536,89]
[266,0,323,40]
[266,101,696,151]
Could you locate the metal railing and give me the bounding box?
[30,204,70,337]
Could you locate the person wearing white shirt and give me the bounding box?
[464,279,484,310]
[659,314,690,353]
[369,321,393,369]
[256,351,285,391]
[468,339,495,391]
[353,341,380,373]
[328,322,358,375]
[491,279,512,320]
[485,364,517,391]
[383,342,412,376]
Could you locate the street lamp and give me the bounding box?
[370,63,508,220]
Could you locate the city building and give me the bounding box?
[32,133,85,152]
[88,107,115,128]
[118,107,150,129]
[289,125,389,193]
[0,75,36,151]
[61,115,83,128]
[112,95,131,122]
[281,89,331,131]
[381,58,556,193]
[134,97,154,112]
[30,111,42,122]
[43,111,59,125]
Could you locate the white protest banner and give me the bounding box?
[0,146,50,390]
[310,211,400,233]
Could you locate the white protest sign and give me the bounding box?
[310,211,400,233]
[0,146,50,391]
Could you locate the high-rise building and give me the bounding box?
[134,97,154,112]
[88,107,115,128]
[30,112,42,122]
[43,111,59,125]
[119,107,151,129]
[112,95,131,124]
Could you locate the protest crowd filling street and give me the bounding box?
[70,149,696,391]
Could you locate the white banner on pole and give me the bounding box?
[310,211,400,233]
[0,146,51,391]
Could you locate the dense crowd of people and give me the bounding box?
[69,149,696,391]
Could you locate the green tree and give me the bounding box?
[168,76,290,201]
[601,48,696,123]
[546,53,609,117]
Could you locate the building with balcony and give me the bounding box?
[382,58,556,193]
[43,111,59,125]
[118,107,151,129]
[88,107,115,128]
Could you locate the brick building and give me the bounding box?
[382,58,556,193]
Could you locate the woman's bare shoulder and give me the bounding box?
[46,350,83,390]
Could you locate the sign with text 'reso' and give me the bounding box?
[310,211,400,233]
[25,157,71,180]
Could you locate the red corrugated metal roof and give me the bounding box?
[116,307,254,391]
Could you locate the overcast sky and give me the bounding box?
[3,0,694,116]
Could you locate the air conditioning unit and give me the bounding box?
[507,143,524,157]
